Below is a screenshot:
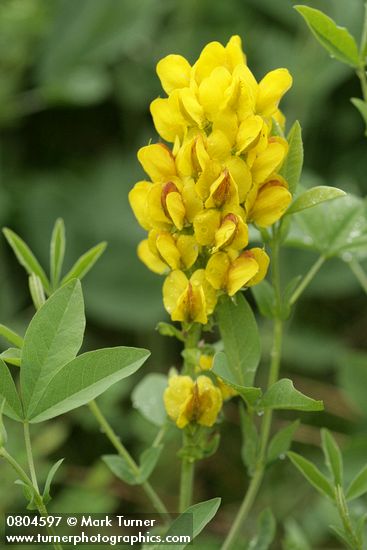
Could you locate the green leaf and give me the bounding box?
[321,429,343,486]
[0,348,21,367]
[287,452,335,500]
[131,373,167,427]
[249,508,276,550]
[28,346,150,422]
[3,228,51,295]
[280,120,303,194]
[156,322,184,341]
[50,218,66,289]
[43,458,64,504]
[14,479,38,511]
[29,273,46,310]
[0,324,24,348]
[351,98,367,137]
[294,6,360,67]
[103,445,162,485]
[240,404,258,476]
[21,280,86,419]
[260,379,323,412]
[286,186,346,215]
[267,420,300,464]
[216,293,261,386]
[151,498,221,550]
[251,280,276,319]
[61,242,107,285]
[0,358,23,421]
[346,465,367,501]
[212,352,262,406]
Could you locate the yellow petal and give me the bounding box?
[196,375,223,427]
[163,270,189,315]
[252,138,288,184]
[198,66,231,118]
[257,68,293,117]
[212,108,238,145]
[206,129,232,161]
[225,35,246,70]
[196,160,222,201]
[199,354,214,371]
[137,240,168,274]
[179,87,206,128]
[150,93,186,143]
[156,233,181,270]
[128,181,152,230]
[191,269,217,315]
[176,235,199,269]
[147,183,171,228]
[226,156,252,203]
[249,181,292,227]
[182,179,203,222]
[164,375,194,428]
[193,209,221,246]
[205,170,238,209]
[213,217,237,251]
[205,252,230,290]
[227,255,259,295]
[138,143,176,182]
[236,115,264,154]
[245,248,270,286]
[156,54,191,94]
[193,41,227,84]
[165,191,186,230]
[217,378,238,400]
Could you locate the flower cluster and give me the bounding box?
[130,35,292,324]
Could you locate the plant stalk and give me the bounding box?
[349,259,367,294]
[289,255,325,306]
[179,457,195,512]
[88,399,169,518]
[23,421,39,493]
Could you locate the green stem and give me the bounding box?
[335,486,362,550]
[179,457,195,512]
[349,259,367,294]
[23,422,39,493]
[0,447,63,550]
[289,255,325,306]
[360,1,367,63]
[357,67,367,102]
[221,229,284,550]
[88,400,169,518]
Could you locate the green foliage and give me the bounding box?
[50,218,66,290]
[0,348,21,367]
[216,294,261,387]
[0,324,24,348]
[321,429,343,486]
[212,352,262,406]
[248,508,276,550]
[103,445,162,485]
[286,186,346,215]
[61,242,107,285]
[294,6,360,67]
[351,97,367,136]
[42,458,64,504]
[346,465,367,502]
[0,358,23,421]
[280,121,304,195]
[260,379,323,412]
[131,373,168,427]
[240,404,258,476]
[267,421,300,465]
[287,452,334,500]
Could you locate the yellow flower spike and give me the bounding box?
[249,180,292,227]
[205,252,231,290]
[196,160,223,201]
[175,134,209,178]
[225,35,246,70]
[191,269,218,316]
[243,247,270,286]
[163,375,195,429]
[198,66,232,119]
[229,64,258,116]
[179,87,206,128]
[213,213,249,252]
[138,143,176,182]
[195,375,223,427]
[146,183,172,228]
[150,91,187,143]
[205,170,239,210]
[181,179,203,222]
[193,209,221,246]
[236,115,264,154]
[156,54,192,94]
[137,239,168,274]
[256,68,293,118]
[176,234,199,269]
[225,156,252,203]
[156,232,181,270]
[251,137,289,185]
[163,270,188,315]
[273,109,286,130]
[227,253,259,295]
[128,181,152,231]
[199,354,214,371]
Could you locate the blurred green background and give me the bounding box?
[0,0,366,548]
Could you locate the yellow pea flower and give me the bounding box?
[163,269,217,324]
[164,375,223,428]
[199,354,214,371]
[248,178,292,228]
[138,231,199,274]
[197,354,238,400]
[212,213,249,252]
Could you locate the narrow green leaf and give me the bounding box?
[321,429,343,486]
[28,347,150,422]
[287,451,335,500]
[251,280,276,319]
[286,186,346,215]
[249,508,276,550]
[261,379,323,412]
[0,348,21,367]
[346,465,367,501]
[139,446,163,483]
[280,120,303,194]
[50,218,66,289]
[29,273,46,310]
[132,373,167,427]
[43,458,64,504]
[216,294,261,386]
[156,322,184,341]
[21,280,85,419]
[240,404,258,476]
[61,242,107,284]
[3,228,51,295]
[14,479,38,510]
[295,6,360,67]
[212,352,262,406]
[267,420,300,464]
[151,498,221,550]
[0,324,24,348]
[0,358,23,421]
[351,98,367,136]
[103,454,137,485]
[330,525,354,548]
